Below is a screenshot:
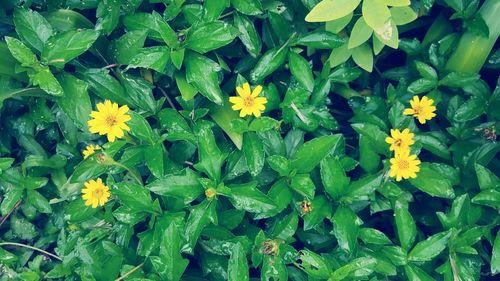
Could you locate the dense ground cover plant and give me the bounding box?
[0,0,499,280]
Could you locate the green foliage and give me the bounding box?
[0,1,499,281]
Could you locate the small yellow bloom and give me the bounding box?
[82,144,101,159]
[385,128,415,152]
[403,96,437,124]
[81,178,110,208]
[229,83,267,118]
[88,100,131,142]
[389,149,421,182]
[205,188,217,201]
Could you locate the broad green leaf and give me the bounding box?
[408,78,437,94]
[453,96,487,122]
[144,143,165,178]
[118,72,157,113]
[359,135,380,173]
[408,230,452,262]
[41,29,99,68]
[186,21,238,53]
[351,43,374,72]
[210,102,244,149]
[391,6,417,25]
[234,13,261,57]
[193,122,225,180]
[348,17,373,49]
[109,29,148,65]
[325,12,353,33]
[475,164,500,190]
[231,0,263,16]
[291,134,343,173]
[147,168,203,204]
[471,189,500,208]
[331,206,360,255]
[330,257,377,281]
[363,0,391,29]
[26,189,51,213]
[150,223,189,281]
[329,43,352,67]
[394,200,416,251]
[303,195,331,231]
[359,228,392,245]
[409,163,456,199]
[96,0,120,35]
[492,231,500,275]
[415,133,450,160]
[204,0,230,21]
[374,20,399,49]
[228,243,249,281]
[289,51,314,92]
[0,185,24,216]
[229,182,277,214]
[13,8,53,52]
[297,30,345,49]
[185,52,224,105]
[127,111,156,144]
[57,73,91,130]
[305,0,361,22]
[81,68,130,106]
[271,212,298,240]
[351,123,388,155]
[290,174,315,199]
[294,249,331,279]
[112,182,156,213]
[5,36,38,67]
[128,46,170,73]
[249,46,288,83]
[175,71,198,101]
[404,264,435,281]
[320,156,349,199]
[184,200,217,253]
[243,132,265,177]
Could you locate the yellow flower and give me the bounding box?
[82,144,101,159]
[389,149,421,182]
[385,128,415,152]
[403,96,437,124]
[88,100,131,142]
[229,83,267,118]
[81,178,110,208]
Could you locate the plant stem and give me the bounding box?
[115,262,144,281]
[446,0,500,73]
[0,242,62,261]
[112,161,143,185]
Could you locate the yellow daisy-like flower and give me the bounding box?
[229,83,268,118]
[88,100,131,142]
[385,128,415,152]
[81,178,110,208]
[82,144,101,159]
[403,96,437,124]
[389,149,421,182]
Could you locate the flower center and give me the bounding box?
[413,105,423,115]
[92,189,103,199]
[394,139,402,147]
[105,116,118,127]
[243,97,254,107]
[397,159,410,170]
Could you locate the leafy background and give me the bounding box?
[0,0,499,280]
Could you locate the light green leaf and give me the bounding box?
[305,0,361,22]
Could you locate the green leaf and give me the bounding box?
[147,168,203,204]
[249,117,279,132]
[231,0,263,16]
[492,231,500,275]
[243,132,265,177]
[348,17,373,49]
[185,52,224,105]
[359,135,380,173]
[5,36,38,67]
[234,13,261,57]
[391,6,418,25]
[394,200,416,251]
[128,46,170,73]
[363,0,391,29]
[57,73,91,130]
[330,257,377,281]
[404,264,435,281]
[145,143,165,178]
[110,29,148,65]
[305,0,361,22]
[475,164,500,190]
[82,68,130,106]
[112,182,156,213]
[409,163,456,199]
[186,21,238,53]
[96,0,120,35]
[351,123,388,155]
[439,72,480,88]
[415,61,438,80]
[296,30,345,49]
[271,211,298,240]
[303,195,331,231]
[127,111,156,144]
[26,189,51,213]
[150,223,189,281]
[408,78,438,94]
[291,134,343,173]
[471,189,500,208]
[210,102,244,149]
[204,0,229,21]
[359,228,392,245]
[229,182,277,214]
[290,174,316,199]
[175,71,198,101]
[408,230,452,262]
[320,156,349,199]
[185,200,217,253]
[0,185,24,216]
[289,51,314,92]
[30,66,64,96]
[118,72,157,113]
[13,8,53,52]
[228,243,249,281]
[331,206,360,255]
[294,249,331,279]
[193,122,225,181]
[351,43,374,72]
[41,29,99,68]
[414,133,450,160]
[249,46,288,83]
[325,12,353,33]
[453,96,487,122]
